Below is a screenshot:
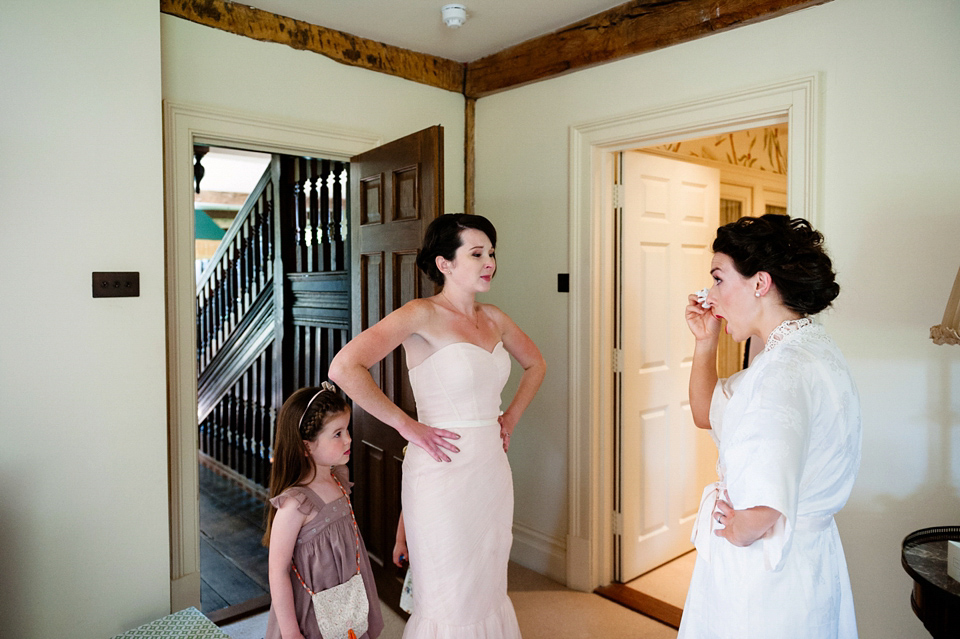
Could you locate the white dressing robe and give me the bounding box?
[678,322,862,639]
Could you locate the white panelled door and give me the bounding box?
[619,151,720,581]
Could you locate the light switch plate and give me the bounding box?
[92,272,140,298]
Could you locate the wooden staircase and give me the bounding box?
[196,154,351,494]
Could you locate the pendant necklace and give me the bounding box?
[441,289,479,329]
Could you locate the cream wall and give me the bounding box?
[0,2,170,638]
[160,17,466,215]
[475,0,960,637]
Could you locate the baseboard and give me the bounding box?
[510,521,566,584]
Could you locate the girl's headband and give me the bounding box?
[298,381,338,435]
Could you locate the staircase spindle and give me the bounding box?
[294,157,307,272]
[319,159,331,272]
[259,348,273,487]
[332,163,346,271]
[308,158,319,273]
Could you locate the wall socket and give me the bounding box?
[92,272,140,298]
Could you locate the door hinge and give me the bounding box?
[612,183,624,209]
[612,348,624,373]
[613,511,624,535]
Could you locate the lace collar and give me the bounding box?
[764,317,813,352]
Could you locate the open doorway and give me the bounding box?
[164,105,450,625]
[163,102,380,613]
[606,124,788,626]
[192,146,273,617]
[565,77,818,603]
[191,143,354,620]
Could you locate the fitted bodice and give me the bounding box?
[407,341,511,425]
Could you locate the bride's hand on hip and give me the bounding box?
[498,413,518,452]
[398,420,460,462]
[685,293,721,341]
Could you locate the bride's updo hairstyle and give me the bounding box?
[416,213,498,286]
[713,214,839,316]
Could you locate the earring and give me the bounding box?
[755,292,761,297]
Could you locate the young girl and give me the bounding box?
[263,383,384,639]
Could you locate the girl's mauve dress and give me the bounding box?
[266,465,384,639]
[401,341,521,638]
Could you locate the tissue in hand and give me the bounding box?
[695,288,710,309]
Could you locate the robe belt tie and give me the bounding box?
[794,514,834,532]
[691,480,723,562]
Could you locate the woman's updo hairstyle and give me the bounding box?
[416,214,497,286]
[713,214,839,315]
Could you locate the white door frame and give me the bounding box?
[565,74,819,591]
[162,100,380,610]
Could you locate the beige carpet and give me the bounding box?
[222,562,678,639]
[624,551,696,611]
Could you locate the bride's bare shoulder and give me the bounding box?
[479,302,509,323]
[392,297,446,337]
[401,296,441,319]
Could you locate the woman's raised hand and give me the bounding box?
[686,292,721,341]
[398,420,461,462]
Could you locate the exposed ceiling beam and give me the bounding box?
[159,0,465,93]
[161,0,832,99]
[465,0,832,97]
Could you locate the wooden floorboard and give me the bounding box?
[200,537,268,611]
[201,577,229,612]
[199,464,271,615]
[594,582,683,629]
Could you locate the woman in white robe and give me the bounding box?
[680,214,862,639]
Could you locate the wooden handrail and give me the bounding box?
[196,165,275,374]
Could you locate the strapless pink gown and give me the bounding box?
[401,341,522,638]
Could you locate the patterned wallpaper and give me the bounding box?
[652,124,788,174]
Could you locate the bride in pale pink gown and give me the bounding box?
[330,214,546,639]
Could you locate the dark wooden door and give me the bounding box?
[349,125,443,615]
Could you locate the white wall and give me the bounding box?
[160,17,466,215]
[476,0,960,637]
[0,2,169,637]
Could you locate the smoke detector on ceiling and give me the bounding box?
[441,4,468,28]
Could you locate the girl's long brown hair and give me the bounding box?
[262,386,349,546]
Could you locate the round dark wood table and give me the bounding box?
[901,526,960,638]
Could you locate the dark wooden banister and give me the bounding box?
[196,166,275,376]
[197,285,274,421]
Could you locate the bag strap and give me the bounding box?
[291,470,362,595]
